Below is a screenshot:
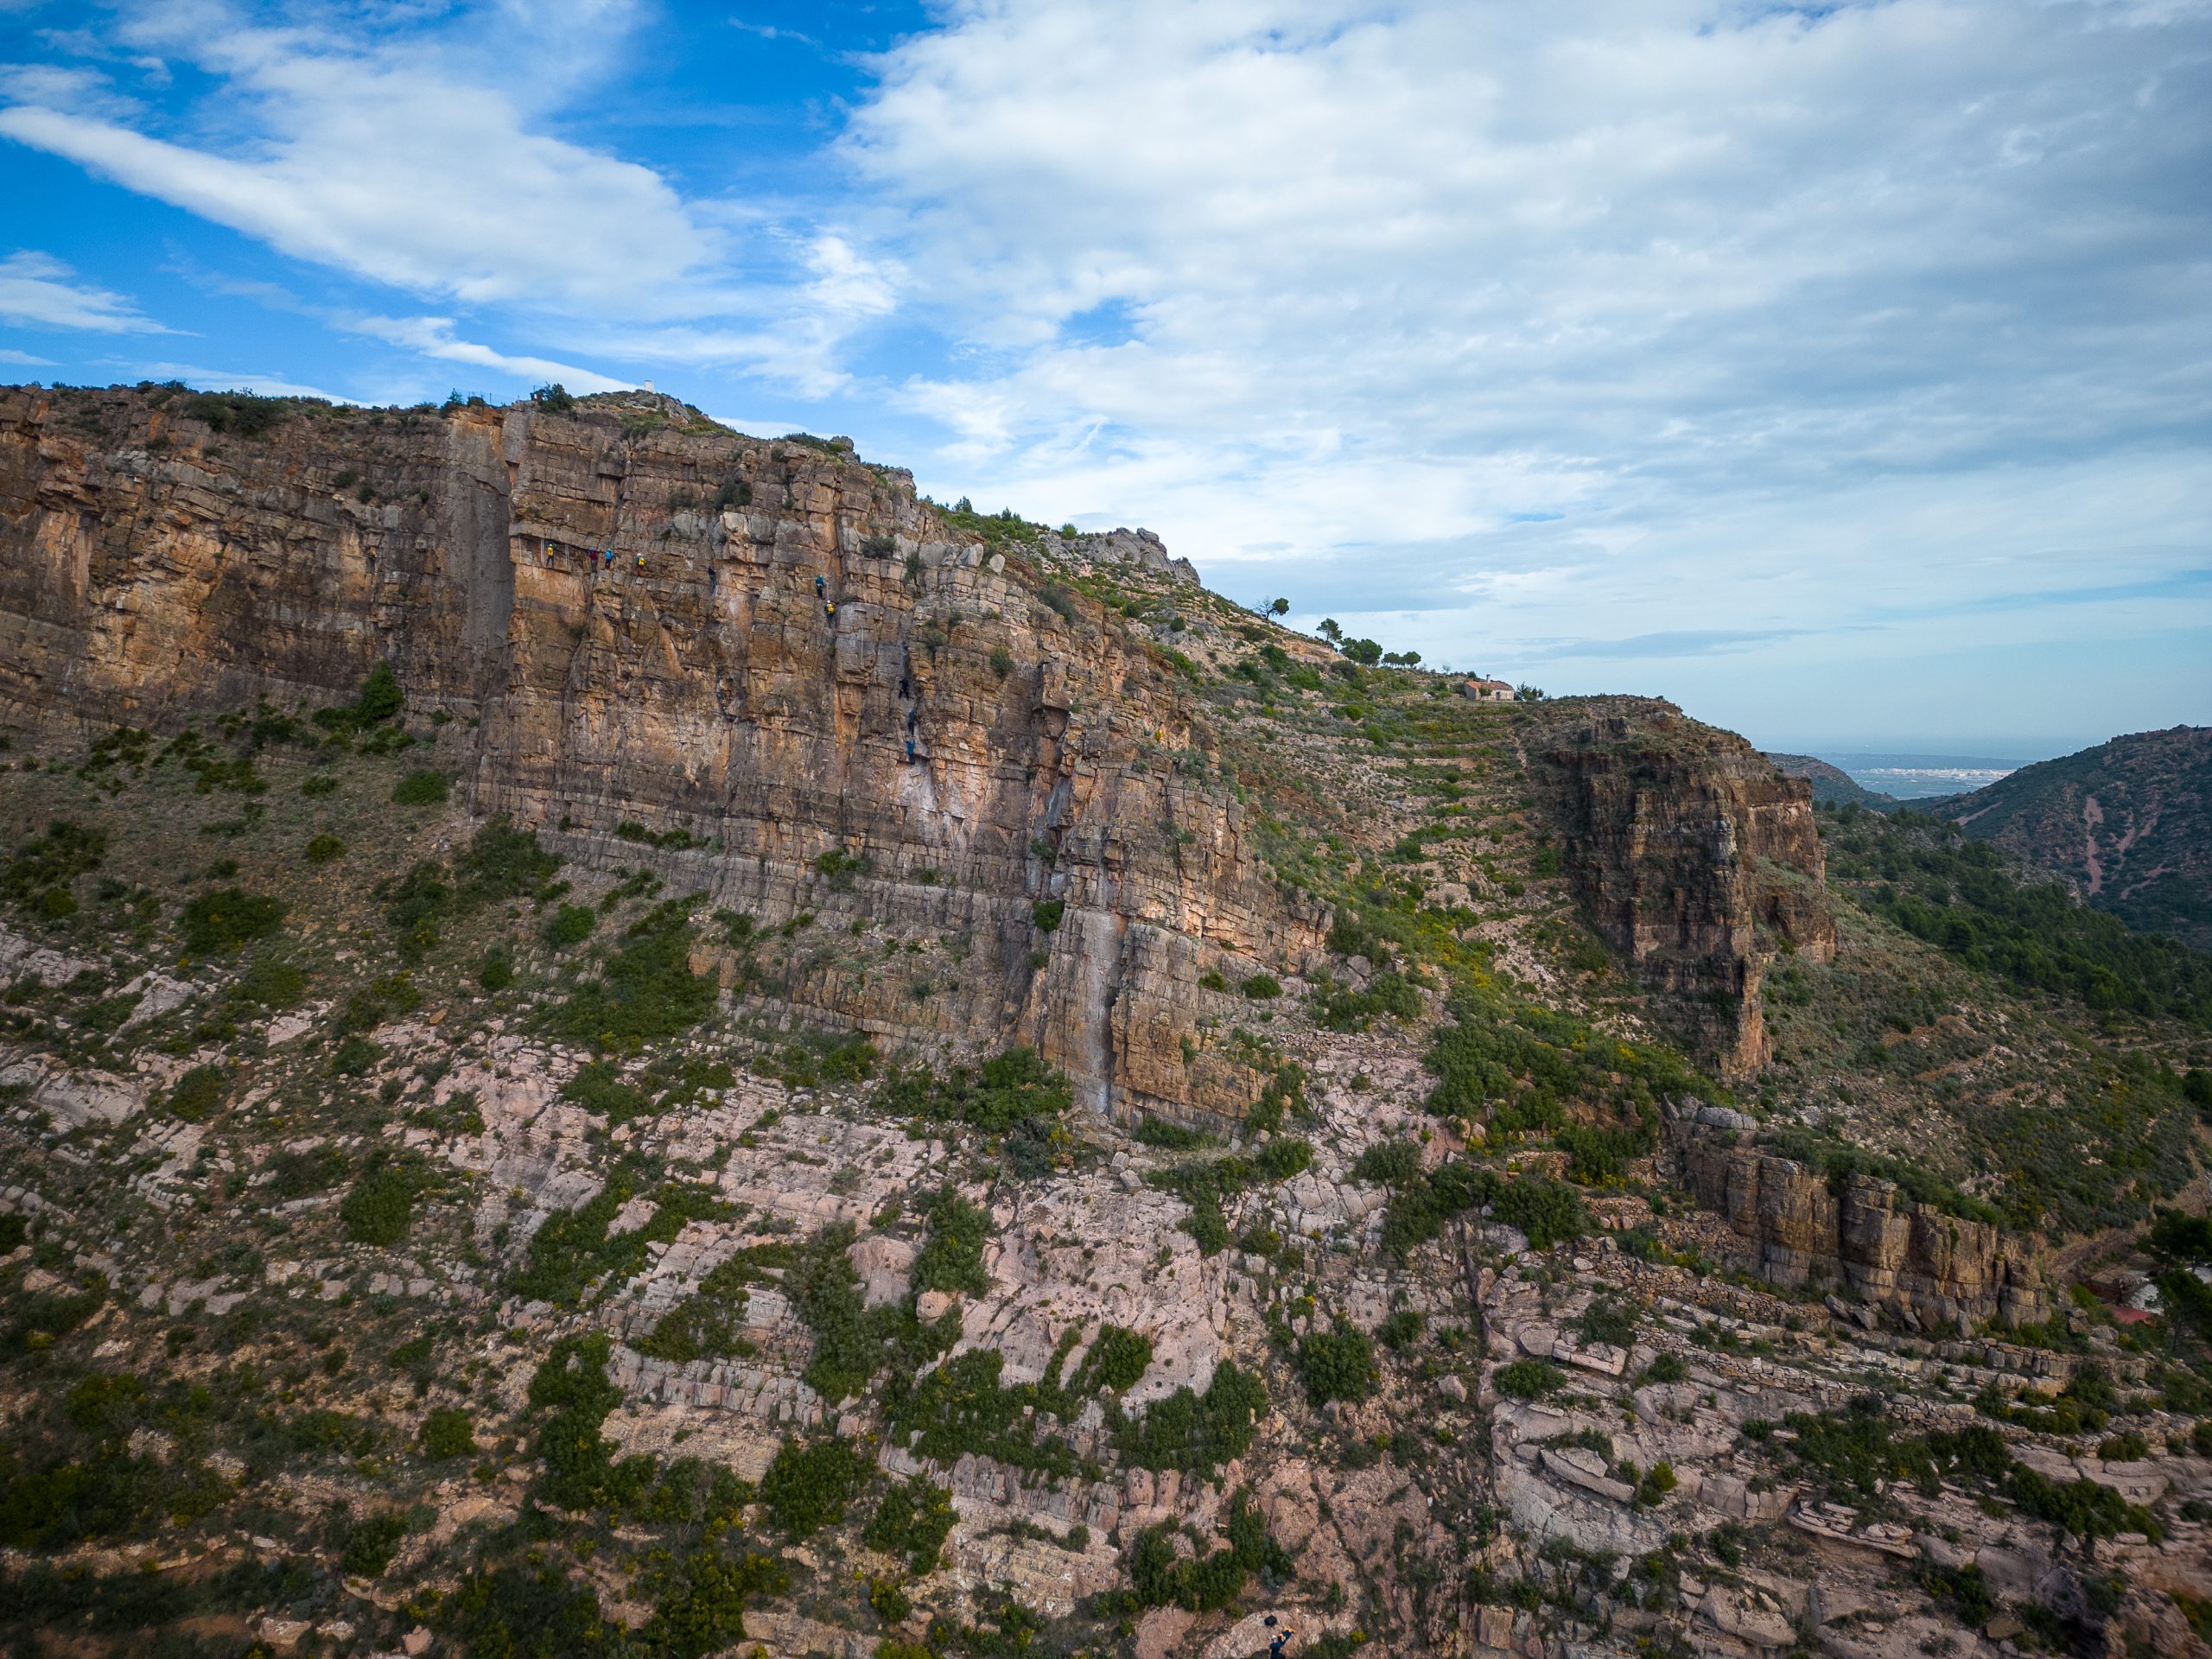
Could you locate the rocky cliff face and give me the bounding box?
[1680,1135,2048,1332]
[0,384,1319,1122]
[1532,706,1835,1077]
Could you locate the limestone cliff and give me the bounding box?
[1680,1134,2048,1332]
[0,384,1319,1121]
[1531,704,1834,1078]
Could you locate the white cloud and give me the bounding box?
[0,346,53,365]
[840,0,2212,737]
[126,362,350,401]
[345,315,628,393]
[0,8,727,315]
[0,250,171,331]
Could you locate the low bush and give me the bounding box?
[1128,1488,1292,1612]
[418,1408,476,1459]
[1110,1361,1268,1473]
[341,1512,410,1577]
[760,1437,872,1538]
[168,1065,226,1122]
[1298,1319,1376,1405]
[391,771,450,806]
[547,899,718,1047]
[545,903,596,947]
[341,1155,423,1246]
[865,1475,957,1573]
[180,887,284,954]
[1495,1359,1564,1399]
[303,833,346,864]
[911,1186,990,1297]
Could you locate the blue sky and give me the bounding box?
[2,0,2206,760]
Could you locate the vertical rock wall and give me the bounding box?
[1681,1139,2046,1330]
[0,386,1322,1122]
[1531,704,1835,1078]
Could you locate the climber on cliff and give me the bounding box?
[815,575,826,597]
[905,736,917,765]
[1266,1618,1293,1659]
[824,600,837,623]
[634,551,645,573]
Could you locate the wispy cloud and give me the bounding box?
[345,315,628,394]
[0,250,171,331]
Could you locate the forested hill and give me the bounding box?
[1939,727,2212,951]
[1765,752,1905,811]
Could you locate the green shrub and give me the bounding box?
[545,903,597,947]
[1240,974,1281,1000]
[637,1242,794,1364]
[1128,1489,1292,1611]
[562,1059,651,1124]
[1109,1362,1268,1474]
[760,1437,872,1538]
[912,1186,989,1296]
[1298,1319,1376,1405]
[547,900,718,1046]
[235,957,306,1008]
[442,1564,617,1659]
[341,1512,410,1577]
[865,1475,957,1574]
[1352,1141,1423,1186]
[1150,1140,1313,1255]
[302,773,340,798]
[1576,1297,1639,1349]
[168,1065,226,1122]
[480,948,515,992]
[341,1157,422,1246]
[330,1034,380,1077]
[524,1332,626,1509]
[1084,1325,1154,1392]
[391,771,450,806]
[304,833,346,864]
[645,1545,786,1659]
[1030,899,1065,932]
[1495,1359,1564,1399]
[178,390,287,436]
[1640,1352,1688,1384]
[874,1046,1072,1135]
[989,645,1014,678]
[459,817,560,901]
[508,1179,731,1308]
[2,820,105,921]
[419,1408,476,1459]
[180,887,284,954]
[1378,1310,1426,1350]
[1135,1116,1212,1150]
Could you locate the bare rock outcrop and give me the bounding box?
[0,386,1319,1123]
[1680,1136,2047,1330]
[1531,703,1835,1078]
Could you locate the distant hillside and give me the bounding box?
[1766,752,1905,811]
[1941,726,2212,950]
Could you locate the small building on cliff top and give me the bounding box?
[1462,677,1513,702]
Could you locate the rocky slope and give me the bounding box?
[1938,728,2212,950]
[1,382,2209,1659]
